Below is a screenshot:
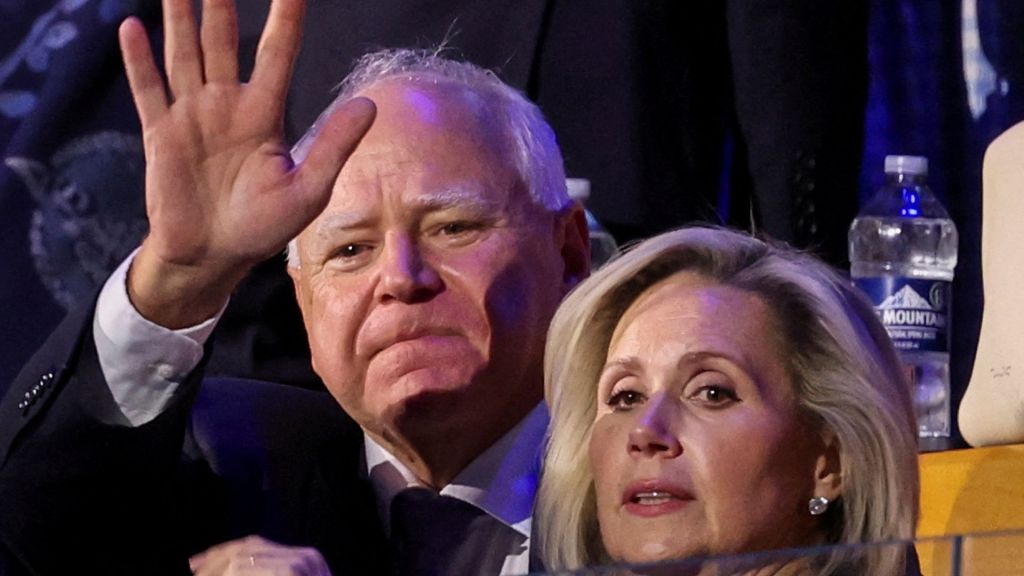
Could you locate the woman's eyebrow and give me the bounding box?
[600,356,642,376]
[676,350,726,369]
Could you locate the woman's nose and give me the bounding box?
[627,394,683,459]
[376,233,443,303]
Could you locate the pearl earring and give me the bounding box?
[808,496,830,516]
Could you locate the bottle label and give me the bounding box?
[853,277,951,354]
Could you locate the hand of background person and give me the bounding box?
[118,0,375,329]
[189,535,331,576]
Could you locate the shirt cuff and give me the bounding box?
[93,249,226,426]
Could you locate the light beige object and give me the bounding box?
[959,120,1024,446]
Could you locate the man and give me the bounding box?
[0,0,588,574]
[0,0,867,393]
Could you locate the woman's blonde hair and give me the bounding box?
[535,226,919,575]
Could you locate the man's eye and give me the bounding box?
[440,221,477,236]
[607,390,645,411]
[337,243,371,258]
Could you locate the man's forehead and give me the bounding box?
[329,151,514,205]
[370,80,463,126]
[315,186,505,233]
[339,81,511,165]
[321,80,521,214]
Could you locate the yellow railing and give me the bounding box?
[918,443,1024,574]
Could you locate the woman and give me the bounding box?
[536,227,919,574]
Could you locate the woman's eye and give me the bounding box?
[607,389,646,411]
[691,385,739,406]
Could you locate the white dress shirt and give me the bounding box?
[94,250,222,426]
[92,253,546,574]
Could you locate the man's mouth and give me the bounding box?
[359,326,460,358]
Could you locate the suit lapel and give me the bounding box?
[309,428,390,574]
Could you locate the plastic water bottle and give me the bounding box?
[566,178,618,267]
[849,155,958,449]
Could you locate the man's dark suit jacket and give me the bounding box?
[0,301,389,576]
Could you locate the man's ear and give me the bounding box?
[286,260,318,375]
[287,262,305,311]
[556,201,591,293]
[813,429,843,502]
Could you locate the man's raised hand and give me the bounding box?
[118,0,374,328]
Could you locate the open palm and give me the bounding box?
[118,0,374,327]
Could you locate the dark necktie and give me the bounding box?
[389,487,525,575]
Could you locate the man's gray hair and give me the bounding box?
[286,48,569,268]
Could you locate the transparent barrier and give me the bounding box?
[532,528,1024,575]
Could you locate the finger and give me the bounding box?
[234,552,328,576]
[250,0,306,106]
[188,551,206,573]
[119,17,169,127]
[256,547,327,576]
[200,0,239,83]
[301,549,330,576]
[193,552,231,576]
[191,539,244,576]
[163,0,204,94]
[289,97,376,217]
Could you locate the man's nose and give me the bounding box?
[376,233,443,302]
[627,393,683,459]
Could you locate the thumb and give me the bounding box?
[290,97,376,215]
[188,551,206,573]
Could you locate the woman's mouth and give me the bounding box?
[622,482,694,517]
[630,491,677,505]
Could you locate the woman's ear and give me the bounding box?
[813,428,843,501]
